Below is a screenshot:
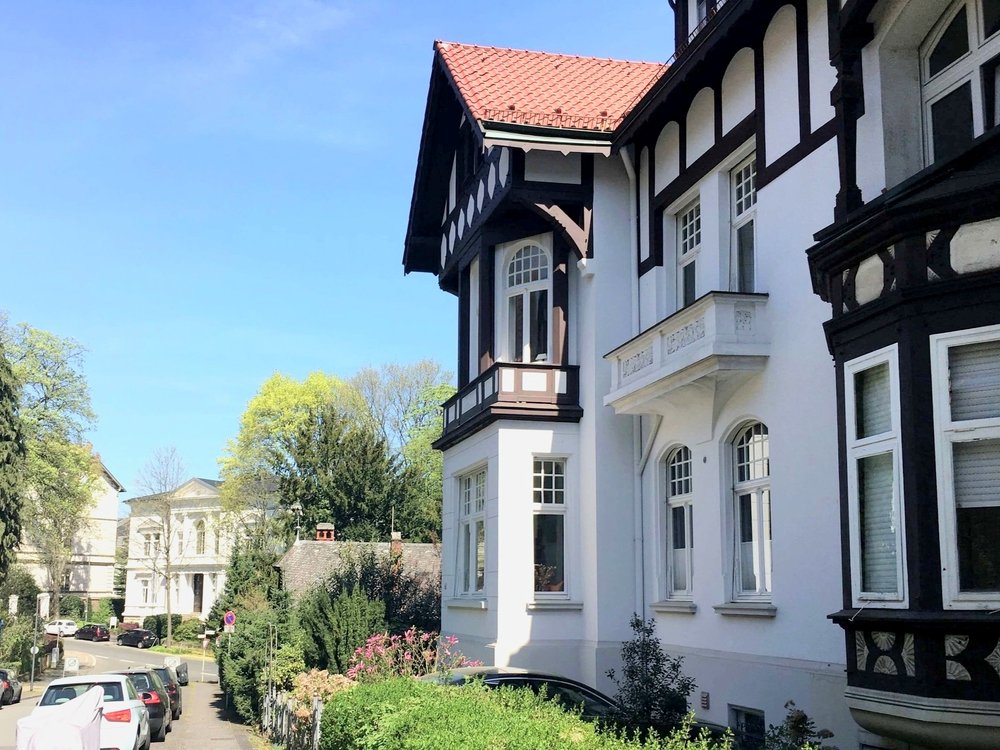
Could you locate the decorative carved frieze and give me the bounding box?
[665,317,706,354]
[621,347,653,379]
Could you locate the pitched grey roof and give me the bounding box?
[276,540,441,599]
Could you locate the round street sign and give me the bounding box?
[29,646,39,655]
[164,656,180,668]
[224,610,236,626]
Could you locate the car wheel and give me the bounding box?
[137,641,145,649]
[153,720,166,742]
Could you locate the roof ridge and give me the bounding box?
[434,39,665,68]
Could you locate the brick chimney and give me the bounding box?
[390,531,403,558]
[315,523,335,542]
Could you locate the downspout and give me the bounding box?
[620,147,647,616]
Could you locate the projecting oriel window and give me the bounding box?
[505,242,550,363]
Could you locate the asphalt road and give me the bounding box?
[0,638,223,749]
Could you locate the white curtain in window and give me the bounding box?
[859,452,897,593]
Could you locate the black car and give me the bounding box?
[74,623,110,641]
[0,669,22,705]
[421,667,618,722]
[149,665,183,719]
[117,668,172,742]
[117,628,158,649]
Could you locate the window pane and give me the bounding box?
[738,493,757,592]
[529,289,548,362]
[475,520,486,591]
[987,0,1000,39]
[953,440,1000,590]
[671,506,686,550]
[855,362,892,438]
[949,340,1000,421]
[507,245,549,287]
[683,261,697,307]
[929,7,970,78]
[534,514,565,592]
[668,447,692,497]
[680,202,701,255]
[931,82,974,163]
[533,459,565,505]
[736,220,755,293]
[858,452,898,594]
[736,423,769,483]
[462,524,471,592]
[508,295,524,362]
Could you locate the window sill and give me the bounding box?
[713,601,777,618]
[526,600,583,612]
[650,600,697,614]
[446,598,488,610]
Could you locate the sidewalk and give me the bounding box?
[169,682,255,749]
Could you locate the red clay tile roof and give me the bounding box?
[435,41,666,133]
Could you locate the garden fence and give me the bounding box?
[260,685,324,750]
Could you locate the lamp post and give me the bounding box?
[290,501,303,541]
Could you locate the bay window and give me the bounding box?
[666,446,694,597]
[505,243,550,363]
[731,156,756,294]
[845,346,906,604]
[732,422,771,599]
[458,467,487,595]
[533,458,566,594]
[932,325,1000,607]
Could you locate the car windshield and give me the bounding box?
[41,682,124,705]
[127,673,153,691]
[152,668,171,684]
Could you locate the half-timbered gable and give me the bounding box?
[806,2,1000,747]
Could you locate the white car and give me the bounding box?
[20,674,151,750]
[44,619,78,636]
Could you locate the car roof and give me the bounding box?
[46,673,129,686]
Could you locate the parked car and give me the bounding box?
[75,623,111,641]
[420,667,619,722]
[116,668,172,742]
[26,673,151,750]
[44,619,78,637]
[117,629,158,649]
[0,668,22,705]
[148,665,183,720]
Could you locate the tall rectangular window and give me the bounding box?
[731,156,756,293]
[678,201,700,308]
[845,347,906,604]
[140,578,150,605]
[458,468,487,595]
[932,327,1000,607]
[533,459,566,594]
[666,447,694,597]
[732,422,771,599]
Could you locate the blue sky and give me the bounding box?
[0,0,673,505]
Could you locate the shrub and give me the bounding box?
[0,566,40,617]
[319,677,731,750]
[765,701,836,750]
[142,614,183,640]
[291,669,354,712]
[606,614,696,737]
[269,642,306,692]
[299,586,386,673]
[60,595,84,619]
[171,619,204,643]
[0,616,37,677]
[90,599,115,625]
[346,627,480,682]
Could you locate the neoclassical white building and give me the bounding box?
[122,478,230,623]
[402,2,1000,748]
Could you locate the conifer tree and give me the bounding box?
[0,345,26,589]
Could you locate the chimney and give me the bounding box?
[315,523,335,542]
[390,531,403,560]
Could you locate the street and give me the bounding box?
[0,639,250,750]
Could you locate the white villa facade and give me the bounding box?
[18,462,125,602]
[404,2,1000,748]
[122,478,230,623]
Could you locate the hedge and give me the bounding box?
[319,678,732,750]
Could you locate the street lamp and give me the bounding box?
[290,502,303,541]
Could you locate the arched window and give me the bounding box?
[732,422,771,598]
[505,243,550,363]
[195,520,206,555]
[921,0,1000,163]
[666,446,694,597]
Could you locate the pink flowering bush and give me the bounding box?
[346,627,481,682]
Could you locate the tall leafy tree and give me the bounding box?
[0,345,26,589]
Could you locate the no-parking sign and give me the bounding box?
[224,610,236,633]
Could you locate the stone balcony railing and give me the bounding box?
[435,362,582,450]
[604,292,770,415]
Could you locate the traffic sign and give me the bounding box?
[224,624,235,633]
[164,656,180,668]
[29,646,39,655]
[223,610,236,626]
[65,657,79,673]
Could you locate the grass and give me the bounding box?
[149,642,212,660]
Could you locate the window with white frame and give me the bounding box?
[175,530,184,556]
[729,706,766,750]
[458,468,486,595]
[731,156,756,294]
[932,325,1000,606]
[143,532,161,557]
[140,578,150,605]
[196,520,206,555]
[533,458,566,594]
[920,0,1000,164]
[678,201,701,308]
[505,243,550,363]
[845,347,906,604]
[666,447,694,597]
[732,422,771,599]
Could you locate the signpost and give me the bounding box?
[64,657,79,675]
[223,610,236,634]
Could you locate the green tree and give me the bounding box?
[0,565,40,617]
[298,585,385,673]
[398,382,454,542]
[0,344,26,588]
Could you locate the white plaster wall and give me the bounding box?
[687,88,716,164]
[807,0,836,129]
[722,48,756,134]
[655,122,681,192]
[524,151,582,184]
[763,6,801,165]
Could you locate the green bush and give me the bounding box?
[319,678,731,750]
[0,616,37,677]
[0,566,40,617]
[60,594,84,619]
[90,599,115,625]
[299,586,386,673]
[142,614,183,640]
[171,619,205,643]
